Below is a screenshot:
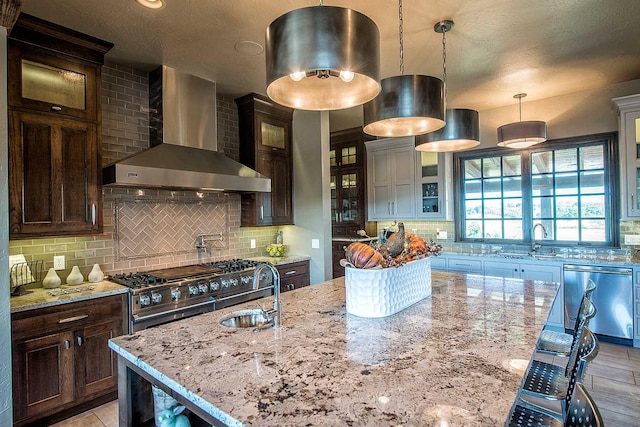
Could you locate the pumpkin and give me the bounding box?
[344,242,384,269]
[405,233,427,256]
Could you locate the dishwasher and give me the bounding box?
[563,264,633,341]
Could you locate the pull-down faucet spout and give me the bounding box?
[253,263,281,327]
[531,223,548,252]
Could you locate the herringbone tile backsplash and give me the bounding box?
[115,199,228,259]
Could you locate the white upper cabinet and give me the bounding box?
[366,137,417,220]
[613,94,640,219]
[366,136,453,221]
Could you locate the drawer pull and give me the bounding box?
[285,271,297,275]
[51,105,62,112]
[57,314,89,324]
[77,336,84,346]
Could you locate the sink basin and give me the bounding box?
[219,309,272,329]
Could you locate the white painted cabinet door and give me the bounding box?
[484,261,520,279]
[366,137,416,220]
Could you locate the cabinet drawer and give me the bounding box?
[636,283,640,299]
[277,261,309,278]
[447,257,483,274]
[12,294,123,340]
[281,274,309,292]
[635,271,640,285]
[429,256,447,270]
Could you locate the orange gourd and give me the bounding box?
[345,242,384,269]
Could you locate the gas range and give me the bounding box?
[108,259,273,332]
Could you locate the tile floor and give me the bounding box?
[51,342,640,426]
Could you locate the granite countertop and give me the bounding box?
[110,272,558,426]
[439,250,639,267]
[331,236,379,242]
[10,281,129,313]
[249,255,311,265]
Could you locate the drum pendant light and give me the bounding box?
[415,20,481,152]
[497,93,547,148]
[363,0,445,137]
[265,1,381,111]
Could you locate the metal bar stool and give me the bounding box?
[518,326,599,412]
[537,285,596,357]
[506,374,603,427]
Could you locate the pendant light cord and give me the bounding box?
[441,24,447,107]
[399,0,404,75]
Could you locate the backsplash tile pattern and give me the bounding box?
[114,197,229,260]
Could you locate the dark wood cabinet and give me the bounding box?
[11,294,126,426]
[236,93,294,226]
[9,111,100,236]
[332,240,348,278]
[330,127,374,237]
[276,260,310,292]
[7,14,112,239]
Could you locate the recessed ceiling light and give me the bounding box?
[234,41,264,56]
[136,0,165,9]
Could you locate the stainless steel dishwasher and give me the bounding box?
[563,264,633,340]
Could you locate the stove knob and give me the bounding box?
[151,291,162,304]
[221,279,231,289]
[209,280,220,292]
[241,275,252,285]
[230,278,239,287]
[170,287,182,301]
[198,282,208,294]
[259,272,270,281]
[139,293,151,307]
[188,285,199,296]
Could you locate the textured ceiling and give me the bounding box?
[21,0,640,127]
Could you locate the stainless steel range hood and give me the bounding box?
[102,65,270,192]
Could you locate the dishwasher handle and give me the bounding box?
[563,266,632,275]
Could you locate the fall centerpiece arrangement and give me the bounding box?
[342,223,442,318]
[343,222,442,269]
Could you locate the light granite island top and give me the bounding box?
[109,271,558,427]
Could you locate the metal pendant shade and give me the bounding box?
[497,93,547,148]
[265,6,381,111]
[363,75,446,137]
[415,108,480,152]
[497,121,547,148]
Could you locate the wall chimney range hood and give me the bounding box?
[102,65,271,192]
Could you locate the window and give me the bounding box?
[454,133,618,247]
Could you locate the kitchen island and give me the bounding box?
[109,271,558,426]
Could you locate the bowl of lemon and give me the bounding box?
[266,243,287,257]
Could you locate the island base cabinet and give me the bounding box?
[11,294,125,426]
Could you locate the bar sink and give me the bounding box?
[219,309,272,329]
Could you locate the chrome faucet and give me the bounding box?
[531,223,548,252]
[253,263,281,328]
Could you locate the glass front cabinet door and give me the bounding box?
[416,151,453,219]
[613,94,640,219]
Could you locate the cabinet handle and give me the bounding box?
[632,193,635,211]
[57,314,89,324]
[285,270,296,275]
[91,203,96,225]
[388,202,391,215]
[51,105,62,112]
[77,336,84,346]
[64,340,70,350]
[260,205,264,220]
